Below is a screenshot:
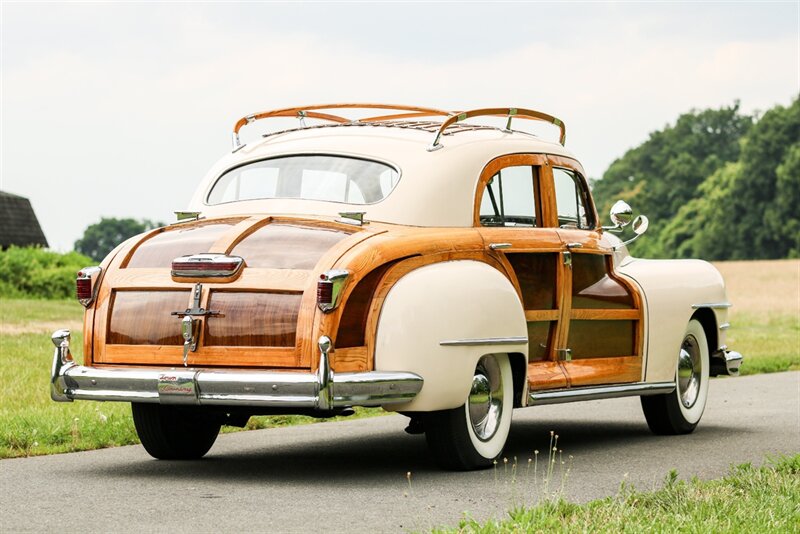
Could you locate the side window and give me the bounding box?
[553,168,592,229]
[479,165,537,227]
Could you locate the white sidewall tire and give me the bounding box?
[677,320,710,425]
[464,354,513,460]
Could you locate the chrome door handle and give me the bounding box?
[566,242,583,249]
[489,243,512,250]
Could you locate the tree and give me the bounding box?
[75,218,163,262]
[591,102,752,258]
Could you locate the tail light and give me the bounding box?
[171,254,244,278]
[317,270,349,312]
[76,266,102,307]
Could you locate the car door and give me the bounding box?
[475,154,569,390]
[548,157,644,387]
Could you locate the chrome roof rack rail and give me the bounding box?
[427,107,566,152]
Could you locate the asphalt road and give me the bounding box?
[2,371,798,533]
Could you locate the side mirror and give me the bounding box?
[604,200,633,231]
[613,215,650,250]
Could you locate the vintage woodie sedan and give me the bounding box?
[50,104,743,470]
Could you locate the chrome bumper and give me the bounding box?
[711,346,743,377]
[50,330,423,409]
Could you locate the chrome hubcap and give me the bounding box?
[468,357,504,441]
[677,335,701,408]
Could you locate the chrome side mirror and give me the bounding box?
[603,200,633,231]
[613,215,649,250]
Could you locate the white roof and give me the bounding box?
[188,123,580,227]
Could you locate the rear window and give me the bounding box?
[206,155,400,205]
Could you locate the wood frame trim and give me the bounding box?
[472,153,549,227]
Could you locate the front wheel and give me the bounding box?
[641,319,710,435]
[423,353,513,470]
[132,403,221,460]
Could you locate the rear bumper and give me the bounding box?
[49,330,423,410]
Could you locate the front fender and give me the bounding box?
[618,258,728,382]
[374,260,527,411]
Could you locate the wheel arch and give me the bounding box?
[374,259,528,412]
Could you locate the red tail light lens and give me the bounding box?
[316,270,349,312]
[76,266,102,307]
[76,277,92,300]
[317,277,333,307]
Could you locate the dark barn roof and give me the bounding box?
[0,190,48,249]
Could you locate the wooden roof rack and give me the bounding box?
[428,107,566,151]
[230,103,566,152]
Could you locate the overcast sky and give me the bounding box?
[2,2,798,251]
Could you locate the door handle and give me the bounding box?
[489,243,512,250]
[566,242,583,249]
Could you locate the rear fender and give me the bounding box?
[374,260,528,411]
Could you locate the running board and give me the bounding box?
[528,381,676,406]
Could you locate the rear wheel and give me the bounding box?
[641,319,710,435]
[131,403,221,460]
[423,354,513,470]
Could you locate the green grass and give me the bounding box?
[0,298,83,326]
[727,312,800,375]
[439,455,800,533]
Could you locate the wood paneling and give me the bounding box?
[332,346,369,371]
[125,220,241,268]
[231,224,350,270]
[528,361,568,390]
[335,262,395,348]
[107,290,190,345]
[567,320,636,359]
[562,356,641,387]
[526,321,553,361]
[507,252,558,309]
[204,291,302,347]
[571,254,635,309]
[100,345,298,368]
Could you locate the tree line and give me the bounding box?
[591,96,799,260]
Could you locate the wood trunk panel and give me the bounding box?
[107,290,190,345]
[204,291,302,347]
[125,220,241,269]
[231,224,351,270]
[100,345,298,367]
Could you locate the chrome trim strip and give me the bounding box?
[49,331,423,408]
[719,322,731,330]
[440,336,528,347]
[529,381,675,405]
[691,302,732,309]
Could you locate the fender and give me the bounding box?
[374,260,528,412]
[618,258,728,382]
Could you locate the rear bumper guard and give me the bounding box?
[50,330,423,409]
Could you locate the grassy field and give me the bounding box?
[713,259,800,375]
[0,259,797,459]
[439,455,800,533]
